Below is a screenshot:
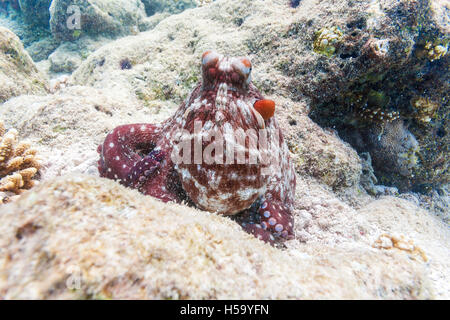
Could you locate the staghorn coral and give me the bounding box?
[366,120,420,186]
[0,121,40,201]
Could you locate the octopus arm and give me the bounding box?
[97,123,162,184]
[124,149,165,189]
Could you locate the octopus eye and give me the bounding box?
[240,58,252,72]
[202,50,220,80]
[202,50,220,68]
[253,99,275,120]
[233,57,252,85]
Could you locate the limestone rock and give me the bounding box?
[0,174,433,299]
[0,27,48,103]
[276,97,362,190]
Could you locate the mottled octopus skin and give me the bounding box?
[98,52,296,244]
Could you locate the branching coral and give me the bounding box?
[0,121,40,201]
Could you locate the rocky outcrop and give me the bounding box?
[0,174,436,299]
[0,27,48,103]
[70,0,449,193]
[0,0,448,300]
[49,0,147,41]
[0,85,174,180]
[274,97,362,190]
[47,35,110,73]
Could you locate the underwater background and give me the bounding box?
[0,0,448,299]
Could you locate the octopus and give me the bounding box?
[98,51,296,244]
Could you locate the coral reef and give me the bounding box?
[301,0,449,192]
[0,120,40,200]
[98,51,296,244]
[368,121,420,186]
[277,98,362,190]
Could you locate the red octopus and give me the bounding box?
[98,51,296,244]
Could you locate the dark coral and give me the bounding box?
[287,0,450,193]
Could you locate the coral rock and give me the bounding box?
[0,27,48,103]
[0,174,435,299]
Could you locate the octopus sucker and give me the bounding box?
[98,51,296,245]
